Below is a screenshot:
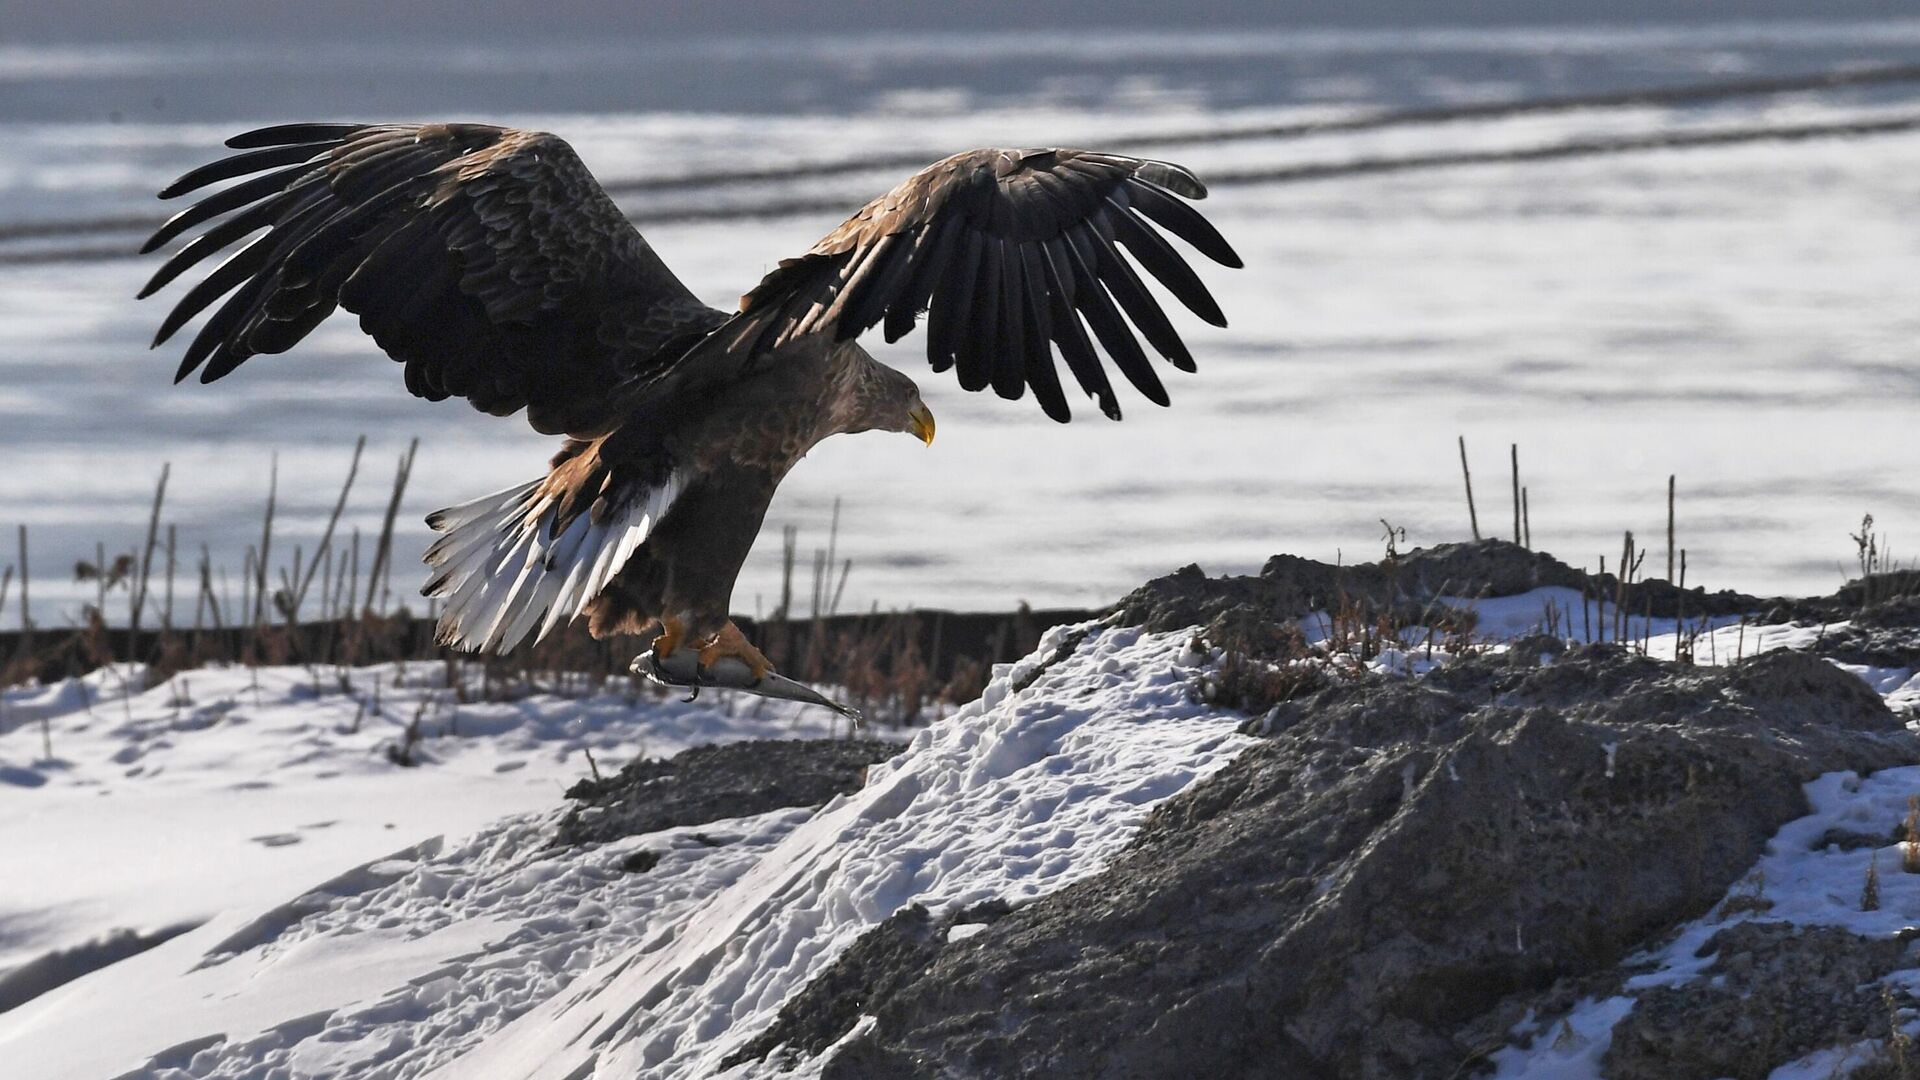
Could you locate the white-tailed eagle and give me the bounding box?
[140,122,1240,677]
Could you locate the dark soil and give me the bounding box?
[555,738,905,848]
[551,540,1920,1079]
[1111,540,1768,641]
[724,544,1920,1079]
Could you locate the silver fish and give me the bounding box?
[631,649,864,726]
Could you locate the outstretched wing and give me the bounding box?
[140,122,727,438]
[719,147,1242,422]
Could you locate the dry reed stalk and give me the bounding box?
[320,543,334,624]
[93,540,107,616]
[825,497,841,598]
[1510,443,1521,544]
[198,544,224,632]
[163,524,176,634]
[130,463,169,636]
[218,565,234,634]
[1458,436,1480,541]
[364,438,417,616]
[778,524,797,620]
[1666,474,1676,584]
[1904,796,1920,874]
[192,549,207,633]
[279,546,304,624]
[1581,563,1592,642]
[241,546,256,645]
[773,524,798,666]
[1615,532,1635,644]
[252,454,277,637]
[347,528,361,620]
[15,525,27,655]
[289,436,365,622]
[1596,555,1607,643]
[830,559,852,618]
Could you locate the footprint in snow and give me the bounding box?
[0,765,47,788]
[250,833,303,848]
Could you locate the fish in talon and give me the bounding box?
[633,648,864,725]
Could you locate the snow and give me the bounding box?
[13,807,810,1080]
[428,623,1254,1079]
[0,659,865,1039]
[1,586,1916,1077]
[0,622,1255,1078]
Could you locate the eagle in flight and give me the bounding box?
[140,122,1240,679]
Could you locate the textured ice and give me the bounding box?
[7,24,1920,622]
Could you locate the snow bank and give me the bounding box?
[0,658,864,1077]
[431,623,1253,1078]
[0,623,1253,1079]
[6,573,1917,1079]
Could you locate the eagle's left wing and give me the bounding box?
[718,148,1242,422]
[140,122,726,439]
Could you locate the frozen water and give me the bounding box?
[4,23,1920,624]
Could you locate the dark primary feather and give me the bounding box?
[141,122,728,439]
[730,146,1239,422]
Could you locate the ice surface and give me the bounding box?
[6,23,1920,622]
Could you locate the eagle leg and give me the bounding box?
[696,621,775,684]
[652,615,688,659]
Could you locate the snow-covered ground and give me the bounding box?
[1,586,1917,1076]
[2,586,1916,1078]
[0,661,863,1050]
[0,622,1256,1078]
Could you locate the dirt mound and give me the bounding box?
[1112,539,1764,640]
[555,738,904,848]
[737,645,1915,1079]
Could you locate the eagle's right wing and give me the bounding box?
[141,123,727,439]
[719,147,1242,422]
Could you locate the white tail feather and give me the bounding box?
[422,473,682,654]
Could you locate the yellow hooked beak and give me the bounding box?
[908,403,936,447]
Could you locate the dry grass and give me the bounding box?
[1901,796,1920,875]
[1718,870,1774,918]
[0,442,1062,727]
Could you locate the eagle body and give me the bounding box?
[140,123,1240,674]
[585,337,915,644]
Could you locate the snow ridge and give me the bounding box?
[429,622,1256,1079]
